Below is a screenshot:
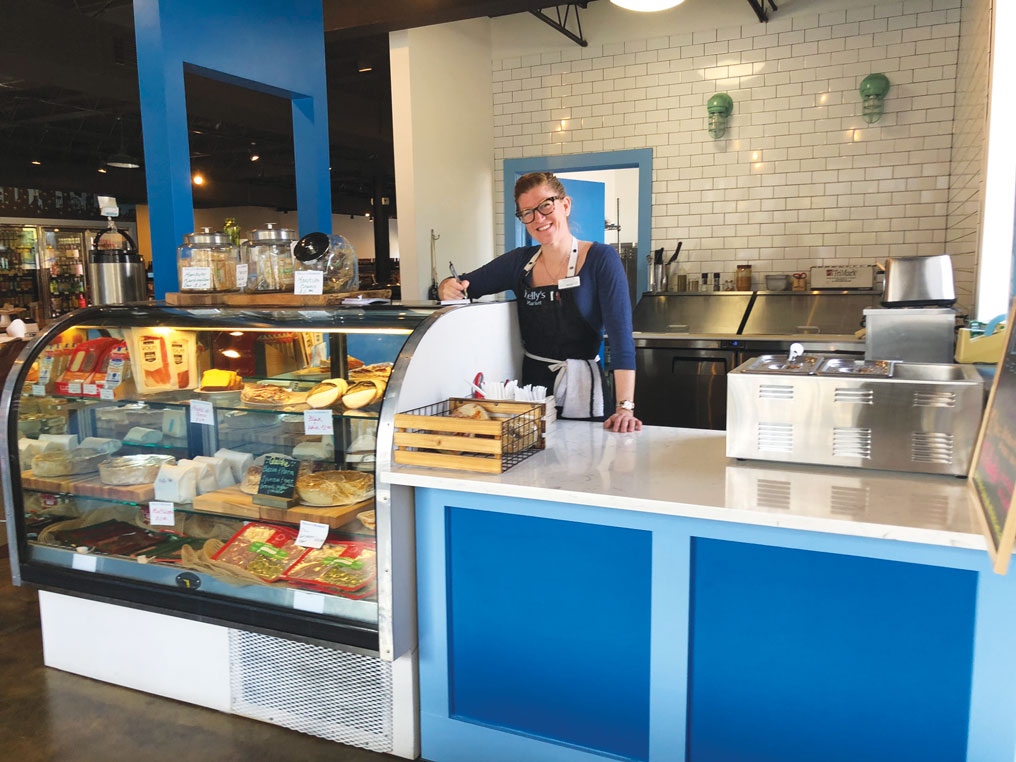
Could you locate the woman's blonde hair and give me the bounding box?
[514,172,567,208]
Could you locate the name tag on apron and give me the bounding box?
[558,275,580,290]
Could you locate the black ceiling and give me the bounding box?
[1,0,563,216]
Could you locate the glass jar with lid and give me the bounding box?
[177,228,243,293]
[293,232,359,293]
[241,223,296,292]
[735,264,752,291]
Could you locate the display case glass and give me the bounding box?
[2,304,438,650]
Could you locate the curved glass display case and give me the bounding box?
[1,303,439,651]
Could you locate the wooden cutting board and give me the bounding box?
[193,485,372,529]
[164,289,391,307]
[22,470,156,504]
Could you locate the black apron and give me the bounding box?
[515,246,608,421]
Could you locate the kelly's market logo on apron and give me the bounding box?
[524,288,556,306]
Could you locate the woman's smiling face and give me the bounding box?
[517,184,571,246]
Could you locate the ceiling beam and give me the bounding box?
[323,0,556,38]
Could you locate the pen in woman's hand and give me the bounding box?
[448,261,468,299]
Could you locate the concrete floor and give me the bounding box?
[0,550,410,762]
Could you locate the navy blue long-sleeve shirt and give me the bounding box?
[462,242,636,371]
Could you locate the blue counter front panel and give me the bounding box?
[688,539,977,762]
[416,488,1006,762]
[446,507,652,760]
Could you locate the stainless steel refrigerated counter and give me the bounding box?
[632,291,879,429]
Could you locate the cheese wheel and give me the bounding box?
[18,438,42,463]
[154,463,198,503]
[214,448,254,482]
[193,456,234,488]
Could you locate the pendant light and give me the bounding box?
[610,0,685,11]
[106,116,141,170]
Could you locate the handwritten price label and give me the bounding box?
[296,520,329,549]
[148,501,176,526]
[294,270,324,295]
[190,399,215,426]
[303,409,334,436]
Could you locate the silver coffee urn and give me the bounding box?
[87,224,147,305]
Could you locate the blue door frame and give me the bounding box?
[504,150,653,295]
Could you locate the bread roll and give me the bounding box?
[307,379,347,409]
[341,379,385,410]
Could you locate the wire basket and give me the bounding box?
[393,397,546,473]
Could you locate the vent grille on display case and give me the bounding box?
[756,479,791,510]
[834,388,874,404]
[229,630,393,753]
[913,391,956,408]
[832,427,872,459]
[911,432,954,464]
[759,384,794,401]
[830,486,869,517]
[757,423,793,453]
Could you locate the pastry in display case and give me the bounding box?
[1,303,439,650]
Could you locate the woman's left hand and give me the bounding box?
[604,409,642,433]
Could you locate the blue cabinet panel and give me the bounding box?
[688,539,977,762]
[446,507,652,760]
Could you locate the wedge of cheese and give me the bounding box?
[125,426,163,444]
[193,456,234,488]
[162,409,187,437]
[154,463,198,503]
[214,448,254,482]
[79,437,123,455]
[177,459,218,495]
[39,433,78,450]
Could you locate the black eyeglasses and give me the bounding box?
[516,196,563,223]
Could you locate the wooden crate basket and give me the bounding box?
[393,397,546,474]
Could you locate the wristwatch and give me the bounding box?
[616,399,635,412]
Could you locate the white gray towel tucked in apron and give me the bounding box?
[523,351,604,420]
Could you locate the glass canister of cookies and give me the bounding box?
[241,223,297,292]
[293,232,360,294]
[177,228,243,293]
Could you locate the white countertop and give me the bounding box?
[383,422,986,551]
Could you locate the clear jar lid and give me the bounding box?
[250,223,296,243]
[183,227,231,246]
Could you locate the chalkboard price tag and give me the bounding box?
[257,454,300,499]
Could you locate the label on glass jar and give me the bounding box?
[181,266,212,291]
[236,263,249,288]
[294,270,324,295]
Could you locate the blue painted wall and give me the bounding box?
[134,0,332,297]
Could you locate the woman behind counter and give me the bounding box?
[439,172,641,433]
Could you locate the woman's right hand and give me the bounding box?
[438,276,469,300]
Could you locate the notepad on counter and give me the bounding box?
[341,297,391,305]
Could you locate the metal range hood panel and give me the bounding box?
[741,292,881,335]
[632,293,754,334]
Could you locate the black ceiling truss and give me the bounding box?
[746,0,777,23]
[530,2,588,47]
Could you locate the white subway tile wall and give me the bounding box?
[492,1,967,303]
[946,0,990,309]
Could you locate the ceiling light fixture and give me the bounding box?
[31,160,41,165]
[610,0,685,11]
[249,142,260,162]
[192,173,205,185]
[98,167,107,173]
[106,116,141,169]
[358,61,373,73]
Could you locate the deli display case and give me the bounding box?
[1,300,524,758]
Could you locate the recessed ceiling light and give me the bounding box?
[358,66,373,73]
[31,160,41,165]
[192,173,205,185]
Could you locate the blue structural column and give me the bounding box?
[133,0,332,298]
